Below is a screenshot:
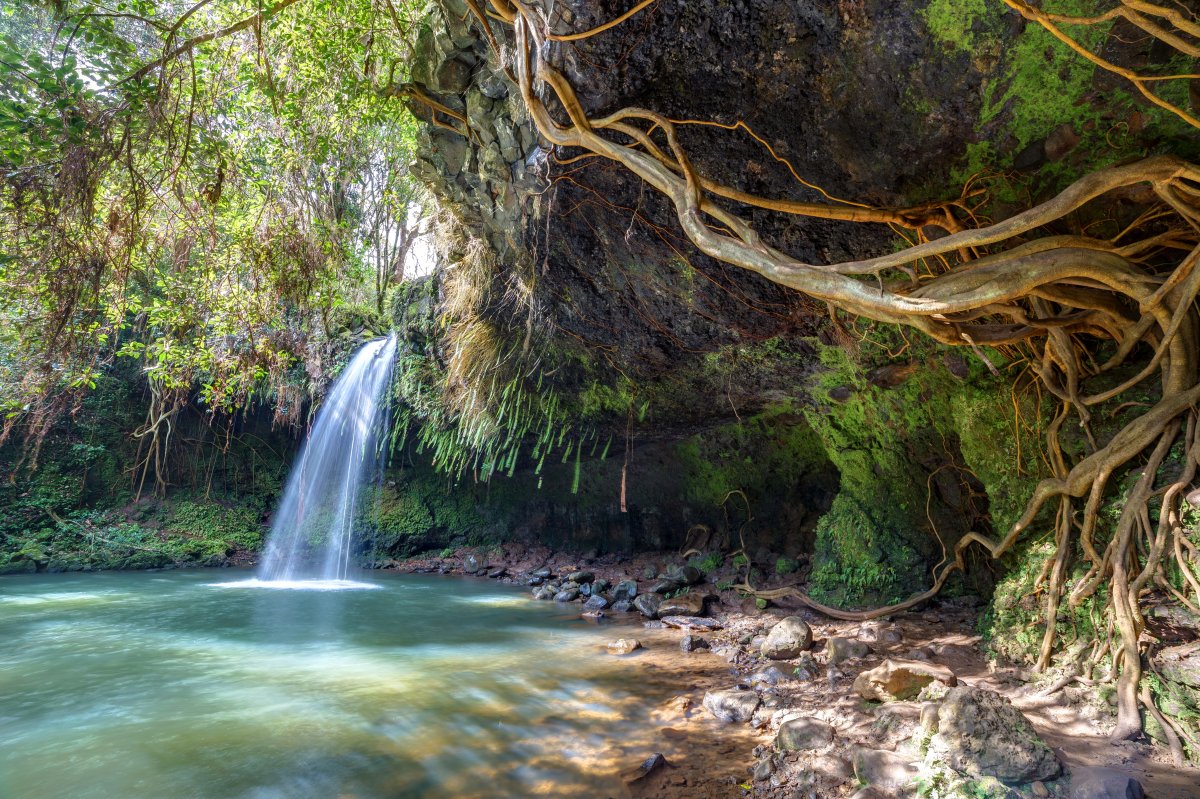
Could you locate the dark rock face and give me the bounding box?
[612,579,638,601]
[406,0,997,395]
[397,0,1011,591]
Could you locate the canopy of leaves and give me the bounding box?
[0,0,426,449]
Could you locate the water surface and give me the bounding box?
[0,570,671,799]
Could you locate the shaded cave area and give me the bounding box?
[388,0,1036,606]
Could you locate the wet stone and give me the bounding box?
[657,591,705,617]
[607,638,642,655]
[583,594,609,610]
[612,579,638,601]
[633,593,662,619]
[702,689,760,723]
[660,616,721,631]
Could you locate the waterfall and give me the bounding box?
[256,334,397,583]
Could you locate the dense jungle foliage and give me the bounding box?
[3,0,1200,759]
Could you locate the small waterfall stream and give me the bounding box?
[254,334,398,585]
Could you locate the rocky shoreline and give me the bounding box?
[393,544,1200,799]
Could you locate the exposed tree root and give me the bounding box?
[468,0,1200,745]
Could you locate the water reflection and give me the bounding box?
[0,570,696,799]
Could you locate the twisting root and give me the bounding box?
[457,0,1200,746]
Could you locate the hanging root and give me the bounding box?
[456,0,1200,748]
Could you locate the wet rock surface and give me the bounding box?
[394,546,1200,799]
[703,689,761,723]
[607,638,643,655]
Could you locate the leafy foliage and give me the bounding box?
[0,0,428,455]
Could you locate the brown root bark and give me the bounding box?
[470,0,1200,748]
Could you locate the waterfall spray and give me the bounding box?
[255,334,398,584]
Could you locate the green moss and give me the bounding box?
[921,0,1001,53]
[808,494,913,605]
[676,403,828,509]
[924,0,1197,190]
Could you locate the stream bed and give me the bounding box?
[0,570,684,799]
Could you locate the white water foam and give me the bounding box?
[207,579,381,591]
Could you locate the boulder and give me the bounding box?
[680,634,710,653]
[852,748,918,792]
[633,593,662,619]
[858,621,902,644]
[612,579,638,601]
[748,666,791,686]
[610,599,633,613]
[667,564,702,585]
[566,570,595,583]
[553,587,580,602]
[826,636,870,664]
[607,638,642,655]
[463,554,483,574]
[650,579,683,594]
[530,567,552,578]
[1068,767,1144,799]
[761,616,813,659]
[657,591,705,616]
[752,756,776,781]
[1155,641,1200,688]
[583,594,609,610]
[702,689,761,723]
[793,652,818,681]
[621,752,669,787]
[853,658,957,702]
[775,716,835,751]
[660,615,722,630]
[930,686,1060,783]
